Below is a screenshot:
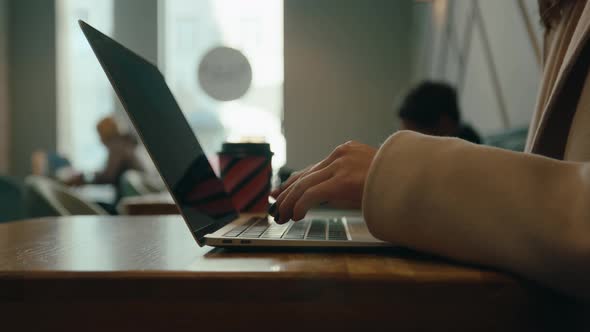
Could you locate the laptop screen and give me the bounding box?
[80,21,238,245]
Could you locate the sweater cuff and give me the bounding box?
[362,131,410,239]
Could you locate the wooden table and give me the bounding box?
[0,216,586,331]
[117,192,179,215]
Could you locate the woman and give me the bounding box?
[271,0,590,300]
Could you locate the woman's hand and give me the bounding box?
[269,141,377,223]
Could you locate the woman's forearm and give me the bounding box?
[363,131,590,299]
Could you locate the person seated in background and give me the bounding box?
[398,81,482,144]
[66,116,144,186]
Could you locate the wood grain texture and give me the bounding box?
[0,216,586,331]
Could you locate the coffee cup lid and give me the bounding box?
[219,142,273,156]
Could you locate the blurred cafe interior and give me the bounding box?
[1,1,588,330]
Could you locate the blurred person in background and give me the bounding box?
[66,115,143,186]
[398,81,481,144]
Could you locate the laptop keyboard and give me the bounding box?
[223,217,350,241]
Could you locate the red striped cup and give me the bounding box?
[218,143,273,213]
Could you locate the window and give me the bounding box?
[57,0,285,175]
[160,0,285,172]
[56,0,115,172]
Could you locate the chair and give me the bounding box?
[119,170,164,198]
[0,176,25,223]
[484,127,529,152]
[24,176,108,218]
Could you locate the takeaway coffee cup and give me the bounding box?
[218,142,273,213]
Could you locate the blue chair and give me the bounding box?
[0,176,25,223]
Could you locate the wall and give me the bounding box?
[0,0,8,173]
[113,0,158,128]
[284,0,414,169]
[8,0,57,177]
[113,0,158,64]
[412,0,544,135]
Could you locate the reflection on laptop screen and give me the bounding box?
[80,21,238,243]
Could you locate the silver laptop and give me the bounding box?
[80,20,389,248]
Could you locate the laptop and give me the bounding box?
[79,20,390,248]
